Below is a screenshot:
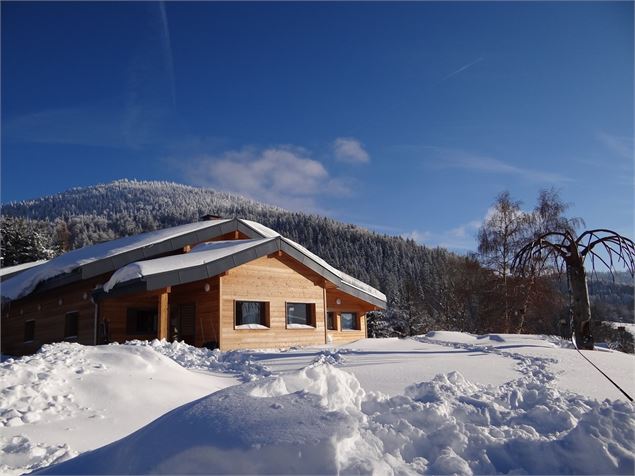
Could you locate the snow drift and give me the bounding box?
[39,359,634,475]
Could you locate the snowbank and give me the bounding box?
[40,359,634,475]
[0,341,236,476]
[38,365,375,475]
[124,339,271,381]
[3,335,634,475]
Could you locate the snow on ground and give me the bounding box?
[605,321,635,339]
[420,331,635,401]
[2,333,634,475]
[0,342,237,476]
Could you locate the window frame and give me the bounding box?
[24,320,35,343]
[285,302,316,329]
[64,311,79,339]
[234,300,270,329]
[340,312,359,331]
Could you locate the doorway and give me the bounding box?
[170,303,196,345]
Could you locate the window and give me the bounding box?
[235,301,268,328]
[340,312,358,331]
[327,312,336,330]
[65,311,79,338]
[126,308,157,335]
[24,320,35,342]
[286,303,315,328]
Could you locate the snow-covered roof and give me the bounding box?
[103,239,276,292]
[241,220,386,303]
[1,220,232,301]
[2,218,386,308]
[0,260,49,281]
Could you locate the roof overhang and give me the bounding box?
[93,236,387,308]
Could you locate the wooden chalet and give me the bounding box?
[1,219,386,356]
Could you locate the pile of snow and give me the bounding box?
[39,364,368,475]
[1,435,76,476]
[3,334,634,475]
[124,339,271,381]
[604,321,635,339]
[40,358,634,475]
[0,343,104,428]
[0,342,236,476]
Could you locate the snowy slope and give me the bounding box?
[0,343,237,476]
[2,333,634,475]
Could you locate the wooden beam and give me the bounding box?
[157,290,170,340]
[323,287,328,345]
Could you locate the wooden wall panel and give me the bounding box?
[219,255,327,350]
[1,276,105,356]
[325,288,374,345]
[99,293,159,343]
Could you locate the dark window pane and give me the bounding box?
[327,312,336,330]
[341,312,357,330]
[126,309,157,335]
[286,303,313,326]
[236,301,266,326]
[24,320,35,342]
[65,312,79,338]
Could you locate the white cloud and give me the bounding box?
[404,219,484,252]
[183,145,351,211]
[597,131,634,160]
[333,137,370,164]
[423,146,571,184]
[443,57,484,81]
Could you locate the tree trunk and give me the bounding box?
[566,255,593,349]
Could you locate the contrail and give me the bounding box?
[158,1,176,105]
[443,57,484,81]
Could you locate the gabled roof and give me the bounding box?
[1,218,387,308]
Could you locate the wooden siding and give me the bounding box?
[99,292,160,343]
[1,276,104,356]
[219,254,327,350]
[1,233,381,355]
[326,288,374,345]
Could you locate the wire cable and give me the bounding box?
[571,333,633,402]
[566,267,633,402]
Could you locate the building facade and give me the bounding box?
[1,219,386,355]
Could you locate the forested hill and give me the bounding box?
[0,179,457,306]
[4,180,632,336]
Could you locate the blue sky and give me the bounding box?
[2,1,633,251]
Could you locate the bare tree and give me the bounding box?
[513,189,583,333]
[478,192,528,332]
[513,229,635,349]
